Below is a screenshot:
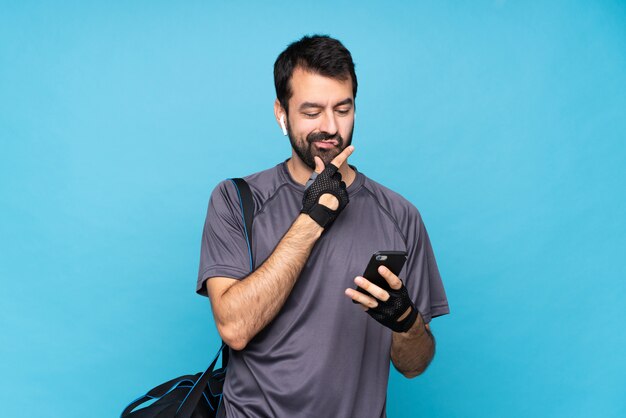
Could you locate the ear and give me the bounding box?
[274,99,285,127]
[274,99,288,136]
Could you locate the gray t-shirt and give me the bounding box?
[197,161,449,418]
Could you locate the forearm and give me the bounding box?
[390,314,435,378]
[215,214,323,349]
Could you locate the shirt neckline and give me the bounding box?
[279,158,365,194]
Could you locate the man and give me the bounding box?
[197,35,449,418]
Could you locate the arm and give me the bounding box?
[206,146,354,351]
[207,214,323,350]
[345,265,436,378]
[391,316,435,378]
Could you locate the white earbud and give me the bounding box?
[280,115,288,136]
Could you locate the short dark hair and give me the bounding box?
[274,35,357,114]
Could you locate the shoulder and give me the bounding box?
[241,163,289,201]
[360,175,424,232]
[209,162,290,213]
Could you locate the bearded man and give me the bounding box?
[197,34,450,418]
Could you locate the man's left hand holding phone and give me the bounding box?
[344,253,420,333]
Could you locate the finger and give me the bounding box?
[344,288,378,309]
[354,276,389,302]
[378,265,403,290]
[329,145,354,170]
[314,156,325,174]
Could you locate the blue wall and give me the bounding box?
[1,1,625,417]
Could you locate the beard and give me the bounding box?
[287,124,354,170]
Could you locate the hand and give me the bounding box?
[301,146,354,228]
[345,265,419,333]
[313,145,354,209]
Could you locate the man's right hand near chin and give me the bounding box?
[301,145,354,229]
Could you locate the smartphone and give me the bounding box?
[353,251,408,300]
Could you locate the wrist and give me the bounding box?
[397,311,426,338]
[409,313,427,337]
[296,213,325,237]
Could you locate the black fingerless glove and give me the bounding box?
[301,164,349,228]
[367,284,419,333]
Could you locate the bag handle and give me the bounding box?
[175,178,254,418]
[121,375,198,417]
[175,343,227,418]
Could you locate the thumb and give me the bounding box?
[314,156,325,174]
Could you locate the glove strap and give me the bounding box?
[393,305,419,333]
[307,204,337,228]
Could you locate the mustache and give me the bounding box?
[307,131,342,143]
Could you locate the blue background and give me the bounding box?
[1,1,625,417]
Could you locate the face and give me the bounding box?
[285,67,355,170]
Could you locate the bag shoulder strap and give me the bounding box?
[175,178,254,418]
[223,177,254,367]
[230,178,255,270]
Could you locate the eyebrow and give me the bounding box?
[299,98,353,111]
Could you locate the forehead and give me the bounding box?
[289,67,353,106]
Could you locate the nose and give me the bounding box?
[319,109,338,136]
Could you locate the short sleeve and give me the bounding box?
[403,209,450,324]
[196,180,251,296]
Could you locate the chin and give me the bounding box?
[317,149,342,166]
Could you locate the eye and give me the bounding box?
[336,109,350,115]
[303,112,320,118]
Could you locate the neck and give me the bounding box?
[287,151,356,187]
